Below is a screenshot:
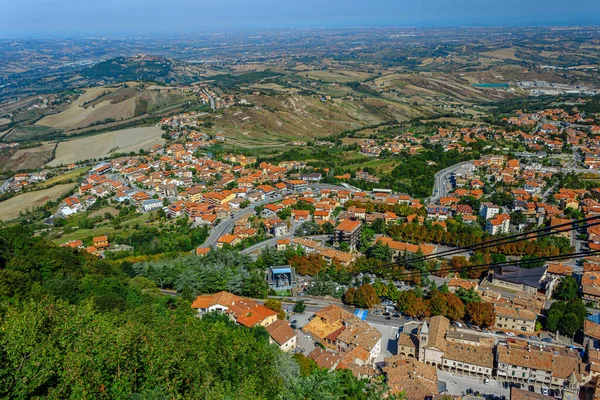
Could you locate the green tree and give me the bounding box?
[559,313,580,337]
[554,276,578,301]
[293,300,306,314]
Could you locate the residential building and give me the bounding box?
[485,214,510,235]
[92,235,109,249]
[142,199,163,212]
[334,219,362,250]
[217,234,241,248]
[190,291,277,328]
[494,305,537,332]
[266,320,297,352]
[480,203,500,220]
[303,304,382,364]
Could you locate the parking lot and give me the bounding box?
[438,371,509,398]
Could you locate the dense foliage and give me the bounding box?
[0,225,391,399]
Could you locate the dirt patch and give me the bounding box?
[1,142,56,171]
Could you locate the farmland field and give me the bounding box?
[36,87,121,129]
[2,125,62,142]
[47,126,165,167]
[38,166,91,188]
[0,142,56,171]
[0,183,77,221]
[302,69,375,83]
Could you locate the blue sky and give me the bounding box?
[2,0,600,36]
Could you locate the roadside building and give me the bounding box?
[418,315,450,367]
[494,305,537,332]
[266,320,297,352]
[303,304,382,364]
[190,291,277,328]
[334,219,362,250]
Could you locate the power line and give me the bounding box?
[356,214,599,275]
[356,249,600,279]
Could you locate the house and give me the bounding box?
[303,304,382,364]
[195,247,211,256]
[142,199,163,212]
[494,305,537,332]
[167,204,184,218]
[584,319,600,354]
[376,237,437,257]
[190,291,277,327]
[60,239,84,249]
[266,320,297,352]
[271,222,288,237]
[59,196,83,218]
[217,234,241,248]
[334,219,362,250]
[447,277,478,292]
[276,239,290,251]
[92,235,109,249]
[427,205,449,221]
[549,217,574,238]
[291,209,311,222]
[441,340,494,378]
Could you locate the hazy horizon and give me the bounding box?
[2,0,600,37]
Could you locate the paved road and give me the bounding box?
[428,161,474,204]
[201,183,352,249]
[242,233,331,256]
[200,195,282,248]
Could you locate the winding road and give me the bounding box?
[427,161,474,204]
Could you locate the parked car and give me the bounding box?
[529,335,538,340]
[542,387,549,396]
[454,322,463,328]
[506,332,515,337]
[484,378,490,385]
[518,334,527,339]
[542,337,553,343]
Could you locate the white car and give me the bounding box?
[506,332,516,337]
[484,378,490,385]
[541,387,549,396]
